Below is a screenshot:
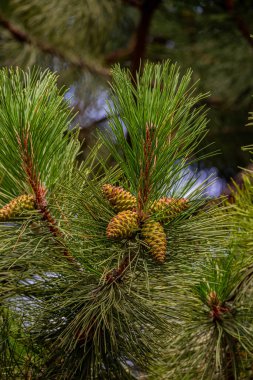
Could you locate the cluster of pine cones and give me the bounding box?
[0,187,189,263]
[102,184,189,262]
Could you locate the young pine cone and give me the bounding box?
[106,210,139,239]
[0,195,35,221]
[142,219,167,263]
[150,197,188,221]
[102,184,136,212]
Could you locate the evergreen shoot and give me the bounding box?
[0,61,252,380]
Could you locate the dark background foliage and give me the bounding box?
[0,0,252,186]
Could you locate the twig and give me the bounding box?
[16,131,78,265]
[74,252,137,346]
[105,252,137,284]
[105,34,136,64]
[137,123,157,215]
[225,0,253,50]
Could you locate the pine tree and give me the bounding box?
[0,0,253,176]
[0,61,252,380]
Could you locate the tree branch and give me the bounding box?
[0,12,111,78]
[105,34,136,64]
[225,0,253,50]
[137,122,157,215]
[105,252,137,284]
[17,131,79,267]
[130,0,162,80]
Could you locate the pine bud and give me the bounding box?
[150,197,188,221]
[102,184,136,212]
[106,210,139,239]
[142,220,167,262]
[207,290,219,307]
[0,195,35,221]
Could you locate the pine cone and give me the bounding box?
[106,210,139,239]
[102,184,136,212]
[142,219,167,262]
[0,195,35,221]
[150,197,188,221]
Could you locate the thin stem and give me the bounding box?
[105,34,136,65]
[73,252,137,347]
[222,334,238,380]
[137,122,157,216]
[16,131,77,265]
[105,252,137,284]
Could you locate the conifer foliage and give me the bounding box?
[0,62,251,379]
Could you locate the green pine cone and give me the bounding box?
[0,195,35,221]
[106,210,139,239]
[142,219,167,262]
[102,184,136,212]
[150,197,188,221]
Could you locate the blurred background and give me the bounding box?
[0,0,252,195]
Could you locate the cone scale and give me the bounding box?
[106,210,139,239]
[142,220,167,263]
[102,184,136,212]
[150,197,188,220]
[0,195,35,221]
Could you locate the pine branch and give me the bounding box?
[0,64,243,379]
[137,122,157,214]
[0,12,111,78]
[105,252,137,284]
[16,131,78,266]
[225,0,253,50]
[207,290,231,321]
[105,34,136,65]
[104,62,210,201]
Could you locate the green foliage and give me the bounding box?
[103,62,212,203]
[4,0,121,60]
[151,161,253,378]
[0,67,80,201]
[152,254,253,379]
[0,62,252,380]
